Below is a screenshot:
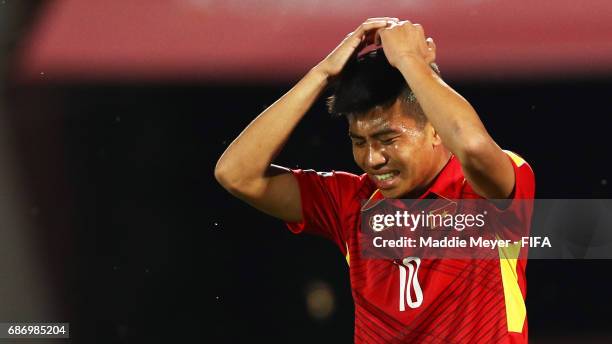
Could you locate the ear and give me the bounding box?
[428,123,443,146]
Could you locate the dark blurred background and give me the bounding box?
[2,1,612,343]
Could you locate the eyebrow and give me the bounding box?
[348,128,401,140]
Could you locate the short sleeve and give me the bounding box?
[285,169,362,248]
[490,150,536,240]
[504,150,536,200]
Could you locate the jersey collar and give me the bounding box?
[361,155,462,211]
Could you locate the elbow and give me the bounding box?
[456,133,495,166]
[214,159,253,196]
[214,159,236,191]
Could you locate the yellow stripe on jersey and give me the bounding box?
[360,189,382,212]
[498,241,526,333]
[496,150,528,332]
[355,189,382,266]
[345,243,350,266]
[503,150,526,167]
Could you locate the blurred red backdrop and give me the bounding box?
[17,0,612,82]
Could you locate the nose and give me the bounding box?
[366,145,388,170]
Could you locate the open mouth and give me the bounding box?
[374,172,396,181]
[370,171,400,188]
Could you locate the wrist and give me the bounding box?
[394,54,429,72]
[309,65,331,85]
[394,55,438,84]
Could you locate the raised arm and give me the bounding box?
[379,20,515,199]
[214,18,398,222]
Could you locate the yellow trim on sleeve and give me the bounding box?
[503,150,526,167]
[498,242,526,333]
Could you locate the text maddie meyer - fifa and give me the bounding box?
[372,236,552,249]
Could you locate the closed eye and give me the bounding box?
[381,137,399,145]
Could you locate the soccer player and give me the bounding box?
[215,18,535,343]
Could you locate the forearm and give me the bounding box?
[215,67,328,191]
[379,20,515,198]
[395,56,493,159]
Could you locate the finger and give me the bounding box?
[344,21,385,46]
[426,37,437,63]
[426,37,436,51]
[341,21,388,56]
[413,23,425,39]
[365,24,392,46]
[364,17,399,23]
[385,19,410,31]
[347,19,397,53]
[353,20,393,39]
[362,20,395,29]
[374,28,386,46]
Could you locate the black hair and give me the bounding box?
[326,48,440,126]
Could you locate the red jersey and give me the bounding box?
[286,151,535,343]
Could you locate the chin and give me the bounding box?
[380,188,402,199]
[381,183,415,199]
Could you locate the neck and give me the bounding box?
[400,149,452,199]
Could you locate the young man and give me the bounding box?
[215,18,535,343]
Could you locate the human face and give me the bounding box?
[348,100,444,198]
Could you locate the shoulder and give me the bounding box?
[291,169,376,204]
[502,150,535,198]
[458,150,535,199]
[502,150,534,177]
